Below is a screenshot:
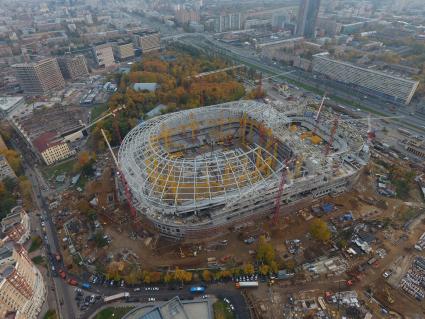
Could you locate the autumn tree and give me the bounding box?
[259,264,270,276]
[19,177,33,209]
[309,218,331,242]
[202,270,213,282]
[256,235,275,266]
[243,263,255,275]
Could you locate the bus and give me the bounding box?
[189,286,206,293]
[235,281,259,288]
[317,297,327,310]
[104,292,130,303]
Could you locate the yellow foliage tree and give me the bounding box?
[309,218,331,242]
[243,263,255,275]
[202,270,212,282]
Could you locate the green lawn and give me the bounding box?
[213,300,236,319]
[94,307,134,319]
[29,236,42,253]
[42,158,76,180]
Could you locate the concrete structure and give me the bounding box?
[0,244,46,319]
[134,31,160,53]
[1,206,30,245]
[12,58,65,95]
[133,83,158,92]
[123,296,212,319]
[296,0,321,38]
[0,97,25,119]
[57,54,89,80]
[11,106,85,165]
[113,42,135,61]
[92,43,115,68]
[119,100,368,239]
[312,53,419,105]
[0,155,16,181]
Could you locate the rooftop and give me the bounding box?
[0,96,24,112]
[133,83,158,92]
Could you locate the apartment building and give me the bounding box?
[1,206,31,245]
[213,13,242,32]
[0,155,16,181]
[312,53,419,105]
[133,31,160,53]
[175,8,200,25]
[57,54,89,80]
[92,43,115,68]
[0,244,46,319]
[113,42,135,61]
[296,0,321,38]
[12,58,65,96]
[33,133,75,165]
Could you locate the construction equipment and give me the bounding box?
[312,94,326,136]
[324,114,340,156]
[101,129,139,229]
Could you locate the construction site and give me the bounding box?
[118,99,369,239]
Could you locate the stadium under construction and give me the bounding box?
[118,100,369,239]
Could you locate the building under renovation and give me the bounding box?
[118,100,369,239]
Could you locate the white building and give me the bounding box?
[0,96,25,119]
[1,206,31,245]
[92,43,115,68]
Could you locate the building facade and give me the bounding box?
[113,42,135,61]
[296,0,321,38]
[134,31,161,53]
[175,9,200,25]
[92,43,115,68]
[0,244,46,319]
[214,13,242,32]
[312,53,419,105]
[0,96,25,119]
[57,55,89,80]
[12,58,65,96]
[0,155,16,181]
[1,206,31,245]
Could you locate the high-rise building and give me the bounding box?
[12,58,65,96]
[175,8,200,25]
[1,206,31,245]
[214,13,242,32]
[92,43,115,68]
[312,53,419,105]
[133,31,160,53]
[296,0,321,38]
[113,42,135,61]
[0,244,46,319]
[0,155,16,181]
[57,55,89,80]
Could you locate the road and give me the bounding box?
[176,33,425,134]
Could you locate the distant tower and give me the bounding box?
[296,0,321,38]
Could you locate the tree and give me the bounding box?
[163,272,173,283]
[125,268,140,285]
[309,218,331,242]
[19,177,32,208]
[1,149,21,174]
[202,269,213,282]
[256,235,275,265]
[77,200,91,214]
[243,263,255,275]
[259,264,270,276]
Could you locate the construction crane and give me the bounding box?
[324,114,340,156]
[81,105,127,133]
[312,94,327,136]
[101,128,139,228]
[189,64,245,79]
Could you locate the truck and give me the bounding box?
[235,281,259,288]
[189,286,206,293]
[82,282,92,290]
[104,292,130,303]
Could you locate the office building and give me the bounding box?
[57,55,89,80]
[296,0,321,38]
[113,42,135,61]
[0,244,46,319]
[12,58,65,96]
[133,31,160,53]
[0,155,16,181]
[92,43,115,68]
[312,53,419,105]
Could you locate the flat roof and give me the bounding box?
[0,97,24,112]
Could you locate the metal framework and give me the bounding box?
[118,100,369,239]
